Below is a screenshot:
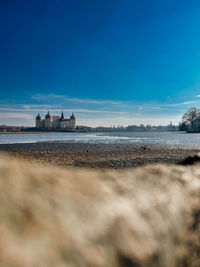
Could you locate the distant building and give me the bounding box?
[36,111,76,130]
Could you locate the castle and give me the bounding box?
[35,111,76,130]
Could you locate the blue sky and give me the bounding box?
[1,0,200,126]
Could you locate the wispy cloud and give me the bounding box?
[31,93,200,110]
[0,113,34,120]
[32,94,64,101]
[1,93,200,126]
[22,104,58,109]
[31,94,124,106]
[0,106,127,115]
[65,97,122,105]
[138,106,143,111]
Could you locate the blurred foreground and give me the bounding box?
[0,156,200,266]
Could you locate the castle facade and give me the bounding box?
[36,111,76,130]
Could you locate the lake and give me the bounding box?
[1,131,200,147]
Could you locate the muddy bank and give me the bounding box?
[0,142,199,169]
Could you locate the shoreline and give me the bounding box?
[0,142,199,169]
[0,132,51,134]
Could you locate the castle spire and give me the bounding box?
[61,110,64,119]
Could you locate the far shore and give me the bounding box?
[0,142,199,169]
[0,131,88,134]
[0,131,49,134]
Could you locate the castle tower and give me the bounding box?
[45,111,51,129]
[70,112,76,129]
[35,113,42,128]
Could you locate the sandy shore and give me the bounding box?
[0,142,200,169]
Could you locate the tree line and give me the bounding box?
[180,107,200,132]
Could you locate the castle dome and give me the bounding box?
[45,111,51,119]
[70,113,76,120]
[36,113,41,120]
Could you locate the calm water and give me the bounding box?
[1,131,200,147]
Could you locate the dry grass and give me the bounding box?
[0,156,200,266]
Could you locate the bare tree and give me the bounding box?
[182,107,200,131]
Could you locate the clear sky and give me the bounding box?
[1,0,200,126]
